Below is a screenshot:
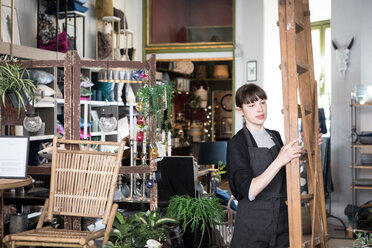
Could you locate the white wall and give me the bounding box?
[331,0,372,222]
[113,0,143,61]
[234,0,264,133]
[262,0,283,138]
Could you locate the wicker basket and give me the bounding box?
[213,65,229,79]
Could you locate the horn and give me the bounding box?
[347,38,354,49]
[332,40,338,50]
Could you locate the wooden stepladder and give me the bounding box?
[277,0,329,247]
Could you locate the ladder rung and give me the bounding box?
[297,105,313,118]
[297,63,309,75]
[301,194,314,203]
[303,10,310,17]
[295,22,305,33]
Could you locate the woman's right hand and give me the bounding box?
[275,138,302,166]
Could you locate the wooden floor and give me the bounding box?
[328,238,353,247]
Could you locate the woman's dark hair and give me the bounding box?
[235,83,267,108]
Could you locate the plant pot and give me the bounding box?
[183,222,212,248]
[167,226,184,248]
[6,90,30,108]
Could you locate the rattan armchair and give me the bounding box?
[3,136,125,248]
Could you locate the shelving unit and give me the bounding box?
[32,70,133,142]
[350,98,372,230]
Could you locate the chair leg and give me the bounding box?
[36,199,49,229]
[11,241,15,248]
[88,240,96,248]
[102,203,118,245]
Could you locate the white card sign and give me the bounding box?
[0,137,29,178]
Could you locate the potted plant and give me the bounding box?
[166,195,224,248]
[0,60,36,117]
[354,230,372,248]
[104,209,178,248]
[136,82,174,132]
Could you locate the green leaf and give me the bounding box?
[115,212,125,225]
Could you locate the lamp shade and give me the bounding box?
[197,141,227,165]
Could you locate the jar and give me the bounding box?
[195,86,208,108]
[188,122,203,142]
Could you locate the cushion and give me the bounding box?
[35,85,55,97]
[81,75,94,88]
[28,69,55,85]
[38,13,58,45]
[46,0,89,14]
[38,31,68,53]
[56,120,65,138]
[74,0,88,4]
[80,117,92,128]
[80,87,92,96]
[95,0,114,19]
[80,129,92,139]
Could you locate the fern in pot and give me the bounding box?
[166,195,224,248]
[0,60,35,117]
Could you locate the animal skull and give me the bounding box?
[332,38,354,78]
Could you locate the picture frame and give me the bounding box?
[0,137,29,178]
[247,60,257,82]
[1,4,21,45]
[90,110,99,122]
[221,117,233,135]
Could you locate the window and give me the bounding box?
[312,20,331,136]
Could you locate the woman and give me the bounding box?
[227,83,303,248]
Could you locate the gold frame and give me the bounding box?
[145,0,234,51]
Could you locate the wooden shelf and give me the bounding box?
[90,131,118,136]
[352,143,372,148]
[0,42,66,60]
[190,78,232,82]
[351,185,372,190]
[349,164,372,169]
[351,103,372,107]
[35,99,129,108]
[156,68,191,77]
[29,135,54,141]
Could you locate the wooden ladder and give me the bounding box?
[277,0,329,247]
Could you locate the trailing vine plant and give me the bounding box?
[136,78,174,138]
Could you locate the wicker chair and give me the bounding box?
[3,136,125,248]
[214,196,236,247]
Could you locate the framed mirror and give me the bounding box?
[145,0,234,52]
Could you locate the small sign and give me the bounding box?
[0,137,29,178]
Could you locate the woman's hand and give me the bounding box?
[275,138,302,166]
[317,131,323,146]
[300,129,323,146]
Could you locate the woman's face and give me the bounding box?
[237,98,267,131]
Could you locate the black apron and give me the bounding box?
[230,128,289,248]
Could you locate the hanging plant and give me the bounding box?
[136,81,174,133]
[0,58,36,118]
